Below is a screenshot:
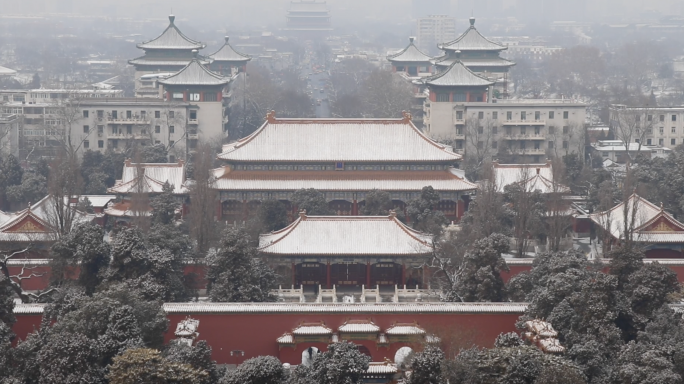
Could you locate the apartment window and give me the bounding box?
[493,126,498,134]
[562,126,569,134]
[660,115,665,122]
[647,139,652,145]
[155,125,161,133]
[83,125,89,133]
[455,141,463,149]
[521,111,527,121]
[534,141,540,149]
[456,127,463,135]
[505,127,511,135]
[478,111,484,119]
[659,138,664,146]
[97,125,103,134]
[533,155,540,163]
[549,111,555,119]
[521,127,527,135]
[169,111,175,118]
[456,111,463,120]
[141,111,146,118]
[436,93,449,102]
[563,141,569,149]
[647,128,653,134]
[602,151,609,157]
[126,110,132,118]
[84,140,89,148]
[563,111,569,119]
[647,114,653,121]
[548,141,554,149]
[636,115,641,122]
[507,111,512,120]
[83,110,89,118]
[126,125,132,134]
[673,115,677,122]
[549,126,555,134]
[520,141,526,149]
[169,126,175,134]
[660,127,664,135]
[189,140,197,149]
[477,126,484,134]
[492,141,498,149]
[111,127,117,135]
[673,127,677,134]
[535,111,540,120]
[672,139,676,145]
[97,110,103,118]
[155,111,161,118]
[112,111,118,119]
[98,140,104,148]
[189,110,197,120]
[492,111,498,120]
[534,127,540,135]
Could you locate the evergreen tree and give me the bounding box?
[405,346,444,384]
[165,340,222,384]
[107,348,207,384]
[406,186,448,235]
[291,342,369,384]
[206,227,276,302]
[221,355,285,384]
[50,223,110,294]
[37,332,106,384]
[360,190,393,216]
[256,199,290,232]
[150,181,179,225]
[292,188,333,215]
[450,233,510,302]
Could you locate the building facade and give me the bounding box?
[416,15,457,56]
[610,105,684,149]
[285,0,332,36]
[213,112,477,224]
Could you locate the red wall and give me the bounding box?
[164,312,520,365]
[12,314,42,344]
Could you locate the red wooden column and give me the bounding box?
[292,262,296,287]
[366,262,371,287]
[401,264,406,286]
[352,200,358,215]
[326,262,331,289]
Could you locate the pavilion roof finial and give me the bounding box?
[409,36,415,43]
[469,16,475,27]
[225,36,230,43]
[169,14,176,24]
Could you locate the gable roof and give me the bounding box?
[158,58,229,86]
[387,37,433,63]
[492,162,569,193]
[589,194,665,241]
[108,160,189,194]
[258,213,433,256]
[209,36,251,63]
[137,15,205,50]
[421,60,494,87]
[218,112,461,163]
[439,17,506,52]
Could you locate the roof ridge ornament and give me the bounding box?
[470,17,476,27]
[401,110,412,122]
[266,110,277,123]
[169,14,176,24]
[299,209,307,220]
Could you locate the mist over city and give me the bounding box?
[1,1,684,383]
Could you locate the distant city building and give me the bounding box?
[207,37,251,77]
[285,0,332,36]
[610,105,684,150]
[0,113,19,157]
[497,37,562,63]
[415,15,457,56]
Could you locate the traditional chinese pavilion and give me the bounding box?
[418,59,494,103]
[387,38,434,79]
[208,37,251,77]
[434,18,515,96]
[589,193,684,258]
[259,211,433,289]
[491,161,569,193]
[129,15,209,97]
[213,112,477,223]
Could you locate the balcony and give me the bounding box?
[502,133,546,140]
[188,118,199,125]
[107,115,150,124]
[188,132,199,140]
[503,120,546,126]
[107,132,149,140]
[454,119,465,125]
[509,148,546,155]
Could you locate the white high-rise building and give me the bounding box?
[416,15,457,56]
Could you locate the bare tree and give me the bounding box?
[545,159,572,252]
[189,143,217,254]
[46,150,83,237]
[505,166,544,257]
[44,97,92,158]
[611,106,655,161]
[465,116,498,169]
[129,153,151,231]
[1,247,56,303]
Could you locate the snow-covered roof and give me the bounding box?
[292,322,333,335]
[217,112,462,163]
[492,161,569,193]
[174,318,200,337]
[385,323,426,335]
[137,15,205,50]
[162,302,529,314]
[209,36,251,63]
[0,196,93,242]
[433,56,515,68]
[108,160,188,194]
[213,167,477,192]
[12,303,46,314]
[338,320,381,333]
[158,58,229,86]
[387,37,433,63]
[103,200,153,218]
[538,338,565,353]
[524,320,558,338]
[420,60,494,87]
[0,65,17,76]
[128,56,211,67]
[80,195,116,208]
[367,362,398,374]
[590,194,684,243]
[277,334,294,344]
[438,18,506,52]
[259,213,433,256]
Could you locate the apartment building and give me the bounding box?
[610,105,684,149]
[0,113,19,157]
[416,15,457,56]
